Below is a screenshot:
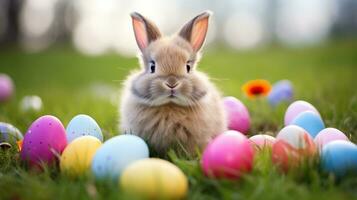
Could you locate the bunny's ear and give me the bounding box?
[131,12,161,52]
[179,11,211,52]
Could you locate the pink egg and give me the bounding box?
[0,73,14,102]
[284,100,320,126]
[201,130,254,179]
[21,115,67,168]
[314,128,349,150]
[249,134,276,149]
[223,96,250,134]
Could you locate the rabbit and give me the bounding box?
[120,11,227,156]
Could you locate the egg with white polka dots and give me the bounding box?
[66,114,103,143]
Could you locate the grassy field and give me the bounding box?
[0,39,357,200]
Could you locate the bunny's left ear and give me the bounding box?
[179,11,211,52]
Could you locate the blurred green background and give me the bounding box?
[1,40,357,140]
[1,39,357,200]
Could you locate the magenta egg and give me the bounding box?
[249,134,276,149]
[284,100,320,126]
[21,115,67,167]
[314,128,349,150]
[223,96,250,134]
[201,130,254,179]
[0,73,14,102]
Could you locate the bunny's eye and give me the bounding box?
[149,60,155,73]
[186,61,191,73]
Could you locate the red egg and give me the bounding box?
[272,125,316,171]
[21,115,67,168]
[201,130,254,179]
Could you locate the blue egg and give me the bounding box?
[290,111,325,138]
[66,114,103,143]
[91,134,149,180]
[268,80,293,106]
[321,140,357,177]
[0,122,23,143]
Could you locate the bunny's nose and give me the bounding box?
[165,76,179,89]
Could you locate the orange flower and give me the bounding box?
[17,140,23,152]
[242,79,272,98]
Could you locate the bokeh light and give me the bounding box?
[19,0,58,51]
[275,0,336,46]
[224,12,266,50]
[0,0,354,55]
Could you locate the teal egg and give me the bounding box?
[321,141,357,177]
[291,111,325,138]
[66,114,103,143]
[91,134,149,180]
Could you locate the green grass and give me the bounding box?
[1,39,357,200]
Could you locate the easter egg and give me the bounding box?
[275,125,316,150]
[66,114,103,143]
[0,122,23,144]
[60,136,102,177]
[120,158,188,199]
[91,134,149,180]
[20,95,43,112]
[284,100,320,126]
[290,111,325,138]
[268,80,293,106]
[201,130,254,179]
[314,128,349,151]
[321,141,357,177]
[21,115,67,167]
[249,134,276,149]
[223,96,250,134]
[0,142,12,150]
[272,125,316,171]
[0,73,14,102]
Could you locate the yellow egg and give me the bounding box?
[60,136,102,177]
[120,158,188,199]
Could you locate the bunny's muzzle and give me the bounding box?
[163,76,181,90]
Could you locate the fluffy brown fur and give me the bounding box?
[120,11,227,156]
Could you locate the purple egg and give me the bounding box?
[314,128,349,150]
[21,115,67,167]
[223,96,250,134]
[284,100,320,126]
[0,73,14,102]
[268,80,293,106]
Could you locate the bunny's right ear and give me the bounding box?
[131,12,162,52]
[179,11,211,52]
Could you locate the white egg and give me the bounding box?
[66,114,103,143]
[276,125,313,149]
